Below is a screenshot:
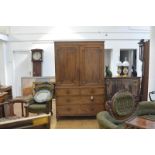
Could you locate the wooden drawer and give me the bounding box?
[56,88,80,96]
[56,104,104,116]
[80,88,104,95]
[56,95,104,105]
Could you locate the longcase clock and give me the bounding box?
[31,49,43,77]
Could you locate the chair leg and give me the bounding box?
[25,108,29,117]
[51,108,53,115]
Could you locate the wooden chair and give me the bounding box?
[105,90,137,120]
[97,90,137,129]
[24,82,54,117]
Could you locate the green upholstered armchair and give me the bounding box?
[97,90,137,129]
[135,101,155,120]
[25,82,54,117]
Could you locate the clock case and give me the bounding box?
[31,49,43,61]
[31,49,43,77]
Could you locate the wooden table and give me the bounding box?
[126,116,155,129]
[10,95,32,117]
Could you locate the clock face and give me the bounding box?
[33,52,41,61]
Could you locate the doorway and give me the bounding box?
[120,49,137,76]
[13,51,32,97]
[104,49,112,76]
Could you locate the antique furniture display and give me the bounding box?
[105,77,141,102]
[138,40,150,101]
[12,77,55,117]
[96,91,137,129]
[97,94,155,129]
[0,114,51,129]
[24,82,54,117]
[55,42,105,117]
[31,49,43,77]
[0,86,13,117]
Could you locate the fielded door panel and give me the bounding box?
[55,44,80,86]
[80,44,104,86]
[13,51,32,97]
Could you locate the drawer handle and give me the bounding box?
[90,96,94,101]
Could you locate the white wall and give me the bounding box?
[0,42,7,85]
[148,27,155,94]
[105,40,142,76]
[2,26,150,88]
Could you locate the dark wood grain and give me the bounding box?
[105,77,141,102]
[140,41,150,101]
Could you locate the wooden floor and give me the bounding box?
[14,100,99,129]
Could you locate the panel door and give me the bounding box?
[55,44,80,86]
[80,43,104,86]
[13,51,32,97]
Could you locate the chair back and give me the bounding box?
[32,82,54,103]
[149,91,155,101]
[106,90,137,120]
[33,82,54,93]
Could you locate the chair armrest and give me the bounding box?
[9,95,33,103]
[149,91,155,101]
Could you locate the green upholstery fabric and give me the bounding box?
[112,91,135,117]
[97,97,155,129]
[27,103,47,113]
[135,101,155,116]
[96,111,125,129]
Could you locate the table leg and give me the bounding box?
[21,102,24,117]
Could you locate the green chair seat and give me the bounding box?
[96,111,125,129]
[135,101,155,116]
[27,103,47,113]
